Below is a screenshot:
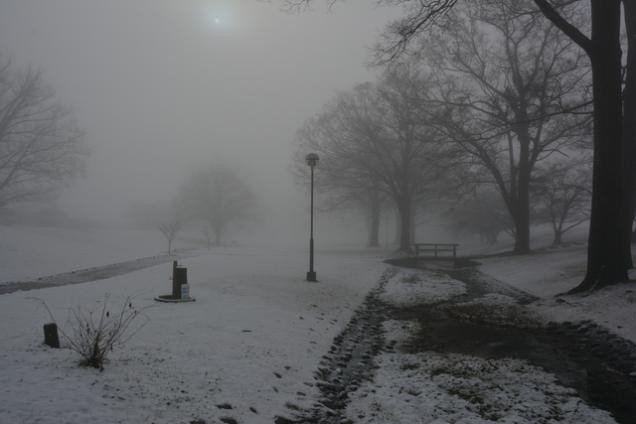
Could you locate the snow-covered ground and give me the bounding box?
[477,243,587,298]
[0,246,386,424]
[1,223,634,424]
[0,225,172,282]
[380,269,466,307]
[477,243,636,343]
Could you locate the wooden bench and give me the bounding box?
[414,243,459,259]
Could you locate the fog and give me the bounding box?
[2,3,634,423]
[0,0,399,245]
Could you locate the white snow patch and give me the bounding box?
[346,351,617,424]
[380,269,466,307]
[530,283,636,343]
[0,247,386,424]
[478,245,586,298]
[477,244,636,344]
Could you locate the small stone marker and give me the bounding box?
[43,322,60,348]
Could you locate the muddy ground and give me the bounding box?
[279,262,636,424]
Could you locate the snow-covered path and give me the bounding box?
[287,265,633,424]
[0,246,387,424]
[0,253,182,294]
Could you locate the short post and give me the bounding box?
[173,266,187,300]
[43,323,60,348]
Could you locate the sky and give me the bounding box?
[0,0,401,243]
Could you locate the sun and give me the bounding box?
[202,4,234,31]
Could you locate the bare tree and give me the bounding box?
[158,216,181,255]
[295,67,449,251]
[534,160,591,245]
[202,224,213,250]
[420,0,591,254]
[179,166,257,246]
[292,0,631,294]
[291,144,389,248]
[535,0,633,292]
[0,61,86,208]
[621,1,636,268]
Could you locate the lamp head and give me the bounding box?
[305,153,319,168]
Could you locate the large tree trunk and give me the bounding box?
[553,231,562,246]
[368,188,381,248]
[514,139,532,254]
[623,0,636,268]
[396,195,412,252]
[214,224,223,247]
[393,212,401,246]
[510,212,530,253]
[512,199,531,253]
[572,0,629,292]
[410,203,416,246]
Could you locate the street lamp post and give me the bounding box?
[305,153,319,282]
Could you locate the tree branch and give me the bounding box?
[533,0,592,55]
